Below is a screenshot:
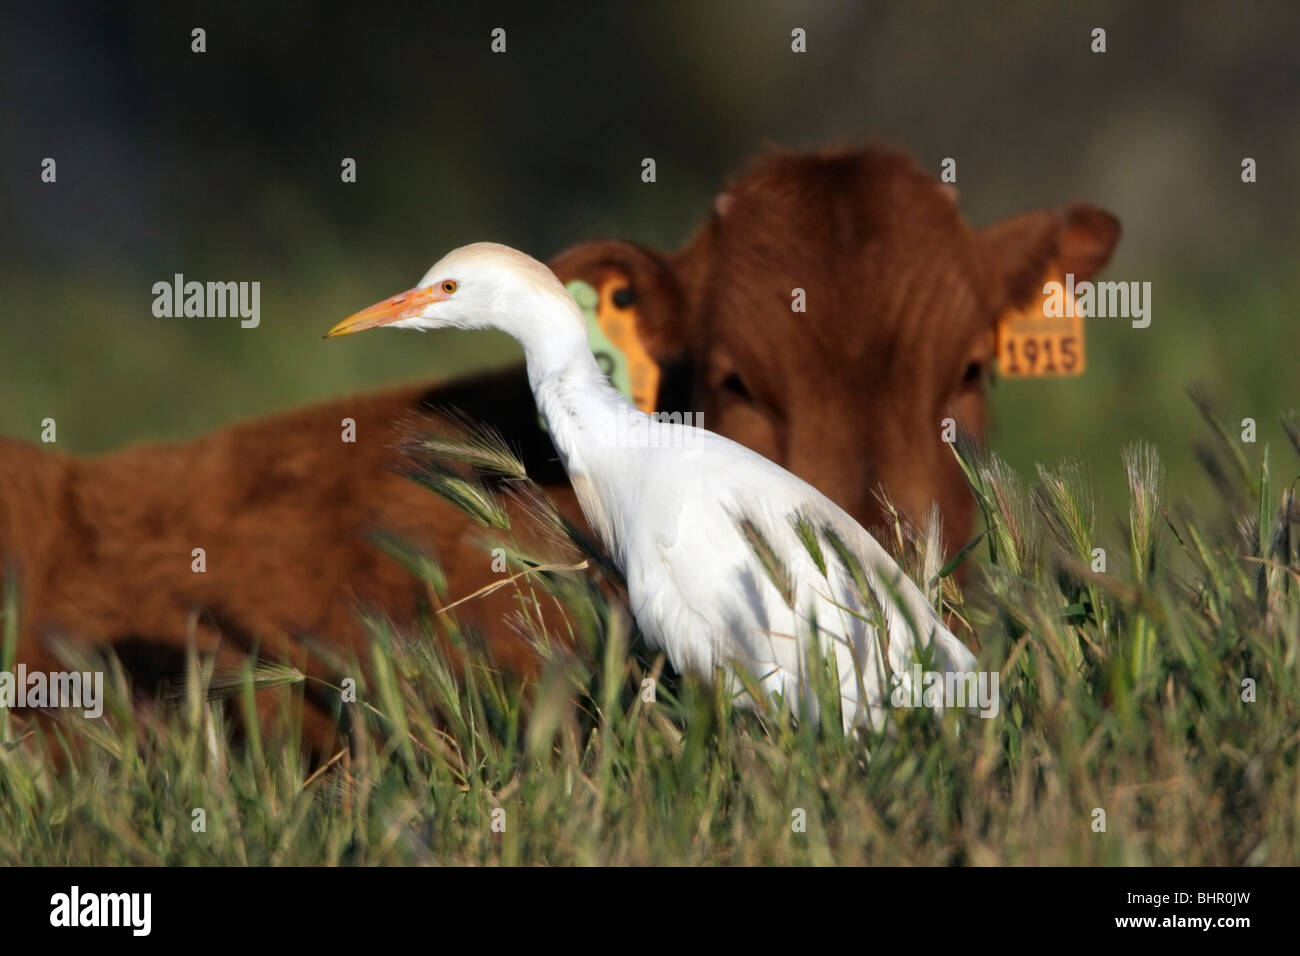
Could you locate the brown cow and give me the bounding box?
[0,146,1119,750]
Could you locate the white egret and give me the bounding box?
[326,243,978,729]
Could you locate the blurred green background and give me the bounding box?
[1,0,1296,517]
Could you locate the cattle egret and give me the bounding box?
[326,243,978,729]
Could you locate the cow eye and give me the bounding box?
[961,360,984,386]
[720,372,753,401]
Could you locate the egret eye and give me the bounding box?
[441,280,458,294]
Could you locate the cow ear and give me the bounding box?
[982,204,1121,311]
[548,239,689,361]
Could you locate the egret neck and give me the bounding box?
[515,285,631,565]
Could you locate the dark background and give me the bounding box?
[2,0,1296,510]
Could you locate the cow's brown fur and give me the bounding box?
[0,146,1119,753]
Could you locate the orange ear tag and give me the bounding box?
[995,270,1086,378]
[595,277,660,413]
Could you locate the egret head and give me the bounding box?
[325,242,577,340]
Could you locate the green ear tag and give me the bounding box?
[538,281,637,435]
[567,279,634,400]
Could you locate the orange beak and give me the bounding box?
[324,285,448,338]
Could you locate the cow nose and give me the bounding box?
[859,446,945,537]
[867,451,976,562]
[785,403,939,536]
[791,451,871,523]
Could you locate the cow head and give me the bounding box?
[551,147,1120,553]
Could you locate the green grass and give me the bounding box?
[1,399,1297,865]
